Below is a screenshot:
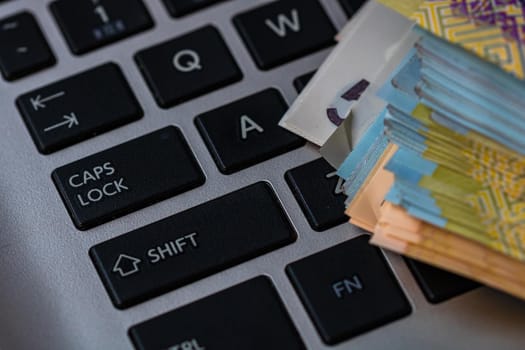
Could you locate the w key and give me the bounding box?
[233,0,336,70]
[17,63,142,154]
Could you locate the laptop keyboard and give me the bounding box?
[1,0,510,349]
[162,0,228,18]
[129,276,306,350]
[405,259,480,304]
[17,63,143,153]
[285,158,348,232]
[233,0,336,70]
[286,236,412,345]
[90,182,296,309]
[195,88,304,174]
[0,11,55,80]
[49,0,154,54]
[52,126,205,230]
[135,25,242,108]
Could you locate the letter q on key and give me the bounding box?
[173,49,202,73]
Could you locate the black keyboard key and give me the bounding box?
[135,26,242,108]
[90,183,296,308]
[195,89,304,174]
[286,236,411,345]
[405,258,479,304]
[53,127,205,230]
[163,0,228,18]
[0,12,55,81]
[285,158,348,231]
[339,0,368,17]
[129,277,305,350]
[17,63,142,154]
[293,70,315,93]
[50,0,153,55]
[233,0,336,70]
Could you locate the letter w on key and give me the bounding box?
[265,9,301,37]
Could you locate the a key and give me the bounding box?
[195,89,304,174]
[17,63,142,154]
[128,277,305,350]
[52,127,205,230]
[162,0,228,18]
[339,0,368,17]
[233,0,336,70]
[293,71,315,93]
[50,0,153,55]
[286,236,411,345]
[285,158,348,231]
[405,258,479,304]
[90,182,296,308]
[135,25,242,108]
[0,12,55,81]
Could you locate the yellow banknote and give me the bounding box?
[345,143,397,232]
[376,0,525,78]
[395,105,525,261]
[375,0,424,17]
[371,202,525,300]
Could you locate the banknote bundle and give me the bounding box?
[280,0,525,300]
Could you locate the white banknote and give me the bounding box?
[279,1,414,146]
[320,30,418,168]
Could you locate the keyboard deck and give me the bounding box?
[1,1,525,349]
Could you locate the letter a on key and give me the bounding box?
[265,9,300,37]
[240,115,264,140]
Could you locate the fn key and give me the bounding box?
[287,236,411,345]
[129,277,305,350]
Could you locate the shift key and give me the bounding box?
[52,126,205,230]
[90,182,297,309]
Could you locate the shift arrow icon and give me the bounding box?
[30,91,65,111]
[113,254,142,277]
[43,113,79,133]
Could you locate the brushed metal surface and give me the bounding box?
[1,1,524,349]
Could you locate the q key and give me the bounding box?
[135,25,242,108]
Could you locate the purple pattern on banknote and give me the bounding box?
[341,79,370,101]
[443,0,525,44]
[327,108,344,126]
[325,79,370,127]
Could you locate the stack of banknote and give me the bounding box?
[280,0,525,300]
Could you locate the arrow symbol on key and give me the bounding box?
[30,91,66,111]
[113,254,142,277]
[43,113,79,133]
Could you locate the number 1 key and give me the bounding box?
[50,0,154,55]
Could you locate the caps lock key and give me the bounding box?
[52,126,205,230]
